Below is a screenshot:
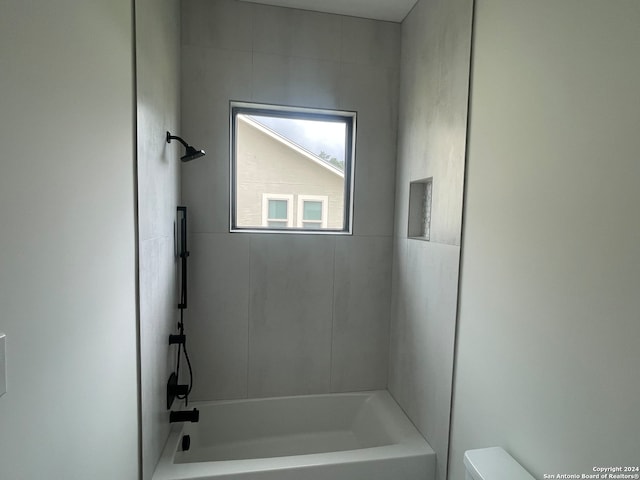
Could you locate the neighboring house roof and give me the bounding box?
[239,115,345,178]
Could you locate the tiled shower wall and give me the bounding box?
[180,0,400,400]
[388,1,473,480]
[136,0,181,477]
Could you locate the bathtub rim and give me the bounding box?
[152,389,434,480]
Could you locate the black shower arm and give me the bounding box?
[166,131,189,149]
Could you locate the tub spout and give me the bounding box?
[170,408,199,423]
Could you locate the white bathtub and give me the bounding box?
[152,390,435,480]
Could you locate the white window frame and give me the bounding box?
[262,193,294,228]
[296,195,328,229]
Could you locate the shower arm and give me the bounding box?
[166,132,189,149]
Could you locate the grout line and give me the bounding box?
[382,236,394,390]
[250,1,255,102]
[339,14,345,65]
[246,235,252,399]
[328,236,337,392]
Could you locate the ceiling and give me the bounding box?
[238,0,418,23]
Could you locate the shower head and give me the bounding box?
[166,131,206,162]
[181,145,205,162]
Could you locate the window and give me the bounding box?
[297,195,328,229]
[262,194,293,228]
[230,101,356,234]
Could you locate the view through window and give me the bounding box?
[231,102,356,233]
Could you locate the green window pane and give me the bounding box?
[268,199,288,220]
[303,201,322,221]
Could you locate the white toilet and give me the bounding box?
[464,447,535,480]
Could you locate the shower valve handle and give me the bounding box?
[167,372,189,409]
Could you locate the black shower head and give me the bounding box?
[166,131,206,162]
[181,145,206,162]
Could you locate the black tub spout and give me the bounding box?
[170,408,199,423]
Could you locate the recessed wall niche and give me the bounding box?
[408,178,433,240]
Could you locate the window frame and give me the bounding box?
[262,193,294,228]
[229,101,356,235]
[296,195,328,229]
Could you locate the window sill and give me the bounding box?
[230,228,353,236]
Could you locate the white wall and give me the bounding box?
[449,0,640,478]
[388,1,473,480]
[136,0,181,478]
[180,0,400,400]
[0,1,138,479]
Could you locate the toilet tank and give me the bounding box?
[464,447,535,480]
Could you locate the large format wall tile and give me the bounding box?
[331,236,393,392]
[339,62,399,237]
[251,4,297,56]
[289,10,342,62]
[388,241,460,480]
[248,235,335,397]
[140,236,178,480]
[251,5,343,61]
[182,0,253,51]
[252,53,342,109]
[181,46,252,234]
[394,0,471,247]
[137,1,181,477]
[187,233,250,400]
[341,16,401,69]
